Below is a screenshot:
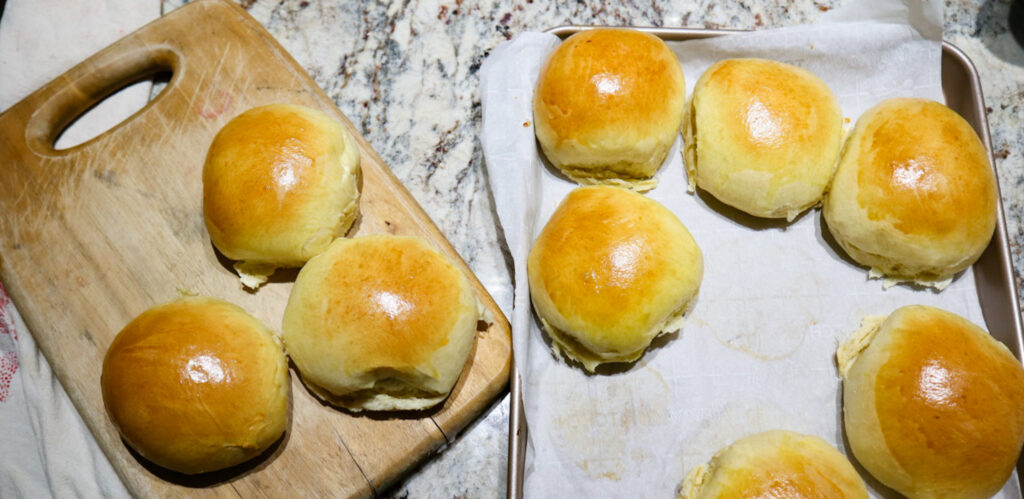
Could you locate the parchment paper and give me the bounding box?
[479,1,1021,496]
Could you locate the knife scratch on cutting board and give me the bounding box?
[0,155,85,251]
[0,163,30,245]
[195,90,235,120]
[47,155,88,215]
[151,112,176,155]
[189,43,233,120]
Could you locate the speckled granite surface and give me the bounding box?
[159,1,1024,497]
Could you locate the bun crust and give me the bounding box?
[533,28,685,190]
[823,98,997,287]
[680,430,867,499]
[527,186,702,371]
[203,103,361,287]
[684,58,843,220]
[839,305,1024,498]
[282,235,480,411]
[101,297,290,474]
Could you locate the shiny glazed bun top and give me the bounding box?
[680,430,867,499]
[528,185,702,372]
[282,235,482,412]
[101,297,290,475]
[838,305,1024,499]
[684,58,843,220]
[533,28,686,191]
[823,98,997,288]
[203,103,361,288]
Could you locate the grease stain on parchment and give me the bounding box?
[547,367,670,481]
[695,235,824,360]
[691,308,812,361]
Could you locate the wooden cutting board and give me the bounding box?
[0,0,511,496]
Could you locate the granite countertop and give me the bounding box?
[155,0,1024,496]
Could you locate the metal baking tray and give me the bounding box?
[507,26,1024,498]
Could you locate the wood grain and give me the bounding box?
[0,0,511,496]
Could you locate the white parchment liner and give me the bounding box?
[480,1,1020,496]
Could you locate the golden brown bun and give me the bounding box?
[203,103,361,288]
[680,430,868,499]
[838,305,1024,498]
[527,186,702,372]
[684,58,843,220]
[282,235,481,411]
[823,98,997,288]
[533,28,686,191]
[101,297,290,474]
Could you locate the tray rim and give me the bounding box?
[507,25,1024,498]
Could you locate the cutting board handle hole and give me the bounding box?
[52,70,173,150]
[26,47,179,154]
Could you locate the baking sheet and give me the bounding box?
[480,0,1022,497]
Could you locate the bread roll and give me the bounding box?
[101,297,290,474]
[823,98,997,288]
[203,103,361,289]
[282,235,482,411]
[837,305,1024,498]
[684,58,843,220]
[533,28,686,191]
[680,430,867,499]
[527,186,702,371]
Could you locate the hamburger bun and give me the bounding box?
[527,186,702,372]
[101,297,290,474]
[823,98,997,288]
[282,235,482,411]
[837,305,1024,498]
[533,28,686,191]
[684,58,843,220]
[680,430,867,499]
[203,103,361,288]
